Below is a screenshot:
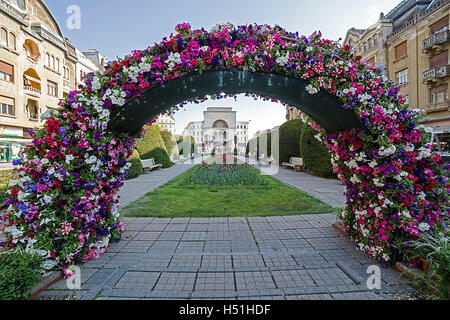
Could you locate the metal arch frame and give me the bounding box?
[108,69,363,135]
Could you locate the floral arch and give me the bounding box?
[1,23,448,271]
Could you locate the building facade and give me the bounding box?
[182,107,249,154]
[342,0,450,129]
[156,113,176,134]
[0,0,106,161]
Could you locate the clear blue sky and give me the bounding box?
[46,0,401,136]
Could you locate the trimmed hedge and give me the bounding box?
[279,119,303,165]
[0,250,43,300]
[136,125,172,168]
[126,150,142,180]
[299,123,335,178]
[160,130,179,156]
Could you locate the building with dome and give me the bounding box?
[182,107,249,154]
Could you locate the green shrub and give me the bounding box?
[279,119,303,165]
[299,123,335,178]
[0,249,43,300]
[136,125,172,168]
[126,150,142,180]
[160,130,179,156]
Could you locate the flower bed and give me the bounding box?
[184,162,264,186]
[0,22,447,273]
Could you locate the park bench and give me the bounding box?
[282,157,304,172]
[141,158,162,173]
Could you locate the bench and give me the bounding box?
[282,157,304,172]
[141,158,162,173]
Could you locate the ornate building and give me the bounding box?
[0,0,107,161]
[342,0,450,129]
[155,113,176,134]
[183,107,249,154]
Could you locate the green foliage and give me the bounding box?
[136,125,172,168]
[175,135,195,156]
[0,170,15,208]
[0,249,43,300]
[160,130,179,156]
[409,232,450,299]
[183,162,265,186]
[279,119,303,164]
[126,150,142,180]
[299,123,335,178]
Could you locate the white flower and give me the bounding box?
[306,84,319,95]
[419,223,430,232]
[276,52,290,66]
[43,195,52,204]
[65,155,74,164]
[305,46,314,52]
[166,52,182,71]
[41,158,49,165]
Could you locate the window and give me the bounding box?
[396,69,408,85]
[16,0,26,10]
[51,56,55,70]
[0,28,7,47]
[431,85,448,104]
[28,104,38,120]
[8,33,15,50]
[63,67,70,80]
[430,15,449,34]
[47,80,58,97]
[395,41,407,60]
[0,96,14,116]
[0,61,13,83]
[430,50,448,68]
[55,58,60,72]
[45,53,50,68]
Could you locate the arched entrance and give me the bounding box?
[2,23,447,270]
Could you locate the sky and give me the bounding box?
[45,0,402,136]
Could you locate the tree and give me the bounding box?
[299,123,335,178]
[279,119,303,165]
[136,124,172,168]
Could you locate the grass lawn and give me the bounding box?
[120,163,335,218]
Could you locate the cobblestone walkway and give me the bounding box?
[39,214,415,300]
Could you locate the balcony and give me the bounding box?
[23,86,41,97]
[423,30,450,52]
[424,100,450,114]
[423,64,450,84]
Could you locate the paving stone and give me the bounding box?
[153,272,196,291]
[306,238,342,250]
[105,253,145,268]
[281,239,313,251]
[168,256,202,269]
[189,218,210,224]
[272,270,316,289]
[182,232,207,241]
[164,224,187,232]
[307,268,356,287]
[206,232,231,241]
[257,240,287,252]
[204,241,232,253]
[249,223,273,231]
[253,231,282,241]
[195,272,235,291]
[82,253,116,269]
[115,271,160,290]
[233,255,265,268]
[107,241,128,253]
[82,268,117,289]
[228,231,254,240]
[125,224,148,232]
[134,232,161,241]
[157,232,184,241]
[175,241,205,253]
[186,224,209,232]
[207,224,229,232]
[331,291,386,300]
[230,240,259,253]
[292,253,328,267]
[152,218,173,224]
[136,255,172,269]
[148,241,179,253]
[263,255,298,267]
[285,294,333,300]
[201,255,233,269]
[228,223,251,231]
[121,241,154,253]
[170,218,191,224]
[247,217,268,223]
[143,224,168,232]
[235,271,277,290]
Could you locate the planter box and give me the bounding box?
[28,270,63,300]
